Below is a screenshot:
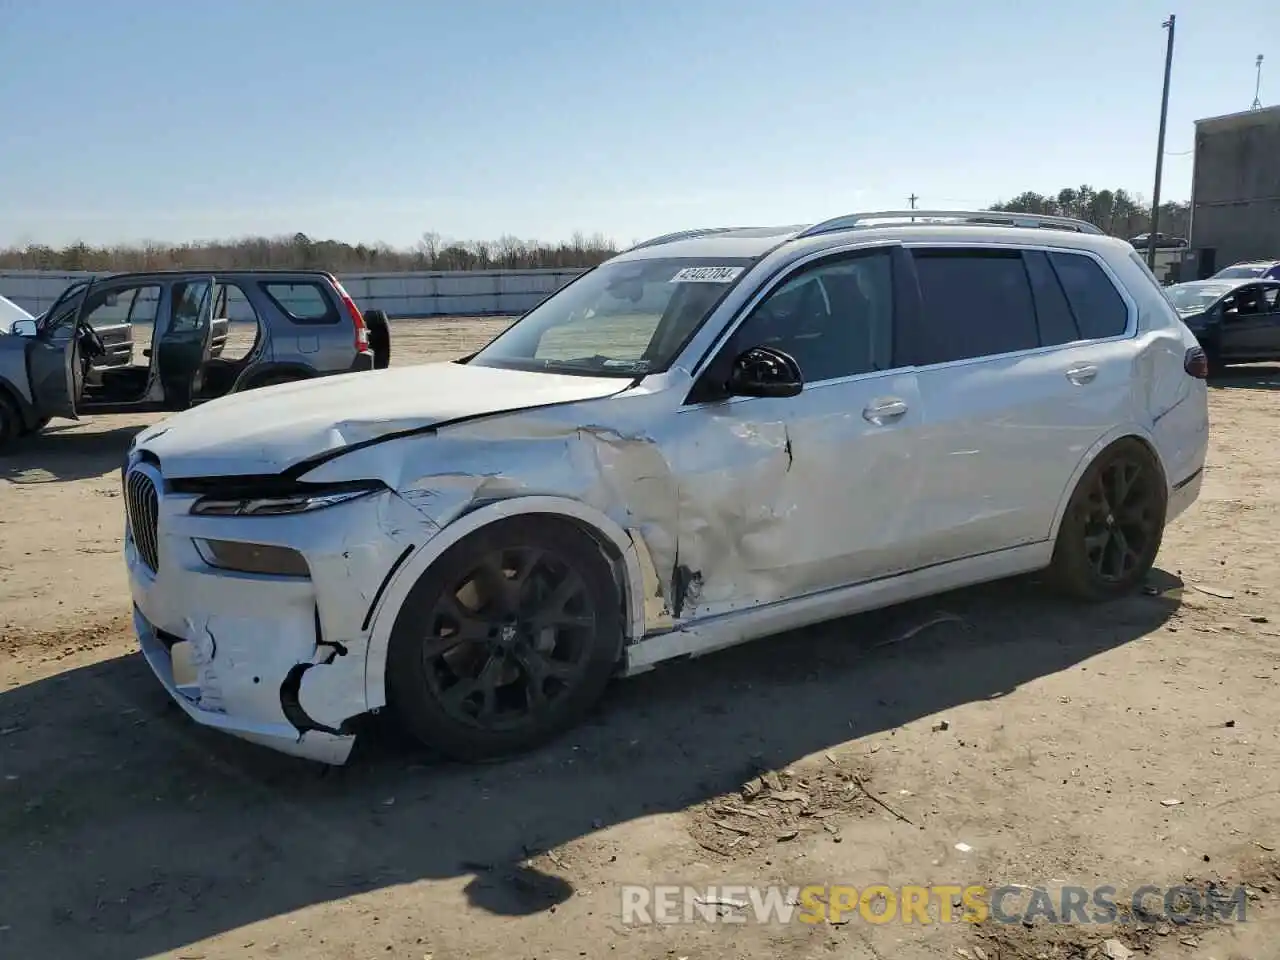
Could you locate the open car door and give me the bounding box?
[156,276,214,410]
[28,280,92,421]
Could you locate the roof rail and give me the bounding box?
[624,227,739,252]
[795,209,1106,239]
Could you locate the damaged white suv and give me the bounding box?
[122,210,1209,765]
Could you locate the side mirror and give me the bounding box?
[727,345,804,399]
[10,319,37,337]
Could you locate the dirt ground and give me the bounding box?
[2,320,1280,960]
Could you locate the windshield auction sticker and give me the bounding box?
[670,266,745,283]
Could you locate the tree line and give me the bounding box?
[0,187,1191,273]
[988,186,1189,240]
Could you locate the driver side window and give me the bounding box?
[730,249,894,382]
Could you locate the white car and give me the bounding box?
[122,210,1210,765]
[0,293,34,331]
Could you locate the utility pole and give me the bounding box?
[1147,14,1176,269]
[908,193,918,209]
[1253,54,1265,110]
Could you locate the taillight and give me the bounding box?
[332,279,369,352]
[1184,346,1209,379]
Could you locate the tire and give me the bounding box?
[1046,438,1168,601]
[0,393,21,448]
[365,309,391,369]
[386,516,623,761]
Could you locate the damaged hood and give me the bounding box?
[134,362,629,478]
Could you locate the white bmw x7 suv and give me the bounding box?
[121,210,1210,765]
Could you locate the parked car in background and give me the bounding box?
[0,293,33,337]
[1211,260,1280,281]
[1128,232,1187,249]
[120,209,1209,766]
[3,286,225,369]
[0,269,379,446]
[1164,276,1280,370]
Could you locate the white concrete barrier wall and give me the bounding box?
[0,269,588,319]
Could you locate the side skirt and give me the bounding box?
[621,541,1053,676]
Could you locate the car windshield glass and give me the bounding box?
[1214,265,1266,279]
[1165,282,1233,313]
[467,256,757,377]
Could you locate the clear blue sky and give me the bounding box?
[0,0,1273,248]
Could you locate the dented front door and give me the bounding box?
[663,372,925,619]
[659,245,925,620]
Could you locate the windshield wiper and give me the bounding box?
[542,356,649,372]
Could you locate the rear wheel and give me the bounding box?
[1047,438,1167,601]
[364,309,391,369]
[386,517,623,761]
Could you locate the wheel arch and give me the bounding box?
[232,361,319,392]
[362,495,650,712]
[1046,424,1170,545]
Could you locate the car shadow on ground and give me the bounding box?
[1209,365,1280,391]
[0,572,1183,958]
[0,423,142,484]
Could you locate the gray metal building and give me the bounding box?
[1188,104,1280,274]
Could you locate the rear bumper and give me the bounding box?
[349,350,374,372]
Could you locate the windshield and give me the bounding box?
[1214,264,1267,279]
[1165,282,1233,314]
[467,256,757,377]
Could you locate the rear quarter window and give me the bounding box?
[261,281,339,324]
[1048,252,1129,339]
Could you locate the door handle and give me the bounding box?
[862,397,908,424]
[1065,363,1098,385]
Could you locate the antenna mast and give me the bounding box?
[1253,54,1265,110]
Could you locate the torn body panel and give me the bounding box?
[308,366,929,643]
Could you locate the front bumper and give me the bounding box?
[134,606,354,764]
[125,467,428,765]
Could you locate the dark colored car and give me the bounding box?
[0,269,387,446]
[1165,277,1280,370]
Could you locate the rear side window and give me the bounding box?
[911,249,1039,364]
[1048,252,1129,339]
[262,281,338,324]
[1022,250,1080,346]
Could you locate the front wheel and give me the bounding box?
[1046,438,1167,601]
[386,517,623,761]
[0,394,21,447]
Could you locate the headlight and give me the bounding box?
[190,481,383,517]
